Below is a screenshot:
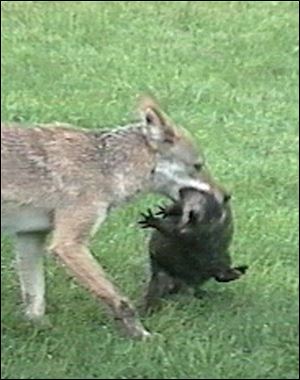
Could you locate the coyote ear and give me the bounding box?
[144,106,165,129]
[138,96,178,148]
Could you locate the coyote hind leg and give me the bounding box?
[15,232,47,321]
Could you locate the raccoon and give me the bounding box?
[139,187,248,311]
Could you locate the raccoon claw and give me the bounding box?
[138,209,160,229]
[155,204,168,217]
[234,265,248,274]
[214,265,248,283]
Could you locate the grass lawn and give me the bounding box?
[1,1,299,379]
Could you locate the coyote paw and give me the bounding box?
[115,300,151,339]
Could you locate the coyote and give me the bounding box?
[1,97,225,338]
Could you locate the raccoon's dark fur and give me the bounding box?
[139,188,248,311]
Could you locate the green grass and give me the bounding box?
[1,1,299,379]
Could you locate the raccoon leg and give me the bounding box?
[141,271,178,314]
[139,209,181,238]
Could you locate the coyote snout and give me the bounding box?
[1,96,212,338]
[151,159,211,201]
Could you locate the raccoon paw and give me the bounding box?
[214,266,248,283]
[138,209,160,229]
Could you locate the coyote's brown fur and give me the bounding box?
[1,97,220,338]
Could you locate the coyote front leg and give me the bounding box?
[50,203,150,339]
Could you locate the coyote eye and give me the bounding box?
[194,163,203,172]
